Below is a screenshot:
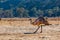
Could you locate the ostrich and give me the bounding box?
[29,17,50,33]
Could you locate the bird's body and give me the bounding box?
[30,17,49,26]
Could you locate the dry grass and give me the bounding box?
[0,17,60,26]
[0,18,60,40]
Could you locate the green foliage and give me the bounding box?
[0,6,60,18]
[0,8,14,18]
[16,7,29,18]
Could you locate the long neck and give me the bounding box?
[29,19,35,25]
[29,19,33,24]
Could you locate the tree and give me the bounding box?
[47,9,53,17]
[31,7,38,17]
[16,7,29,18]
[4,9,14,18]
[0,8,4,17]
[31,7,44,17]
[36,10,44,17]
[53,6,60,17]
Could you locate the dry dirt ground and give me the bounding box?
[0,25,60,40]
[0,18,60,40]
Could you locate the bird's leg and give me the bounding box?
[40,25,42,33]
[34,26,40,33]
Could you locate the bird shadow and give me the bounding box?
[24,32,36,34]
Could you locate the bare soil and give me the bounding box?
[0,18,60,40]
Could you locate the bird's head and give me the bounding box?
[29,18,32,21]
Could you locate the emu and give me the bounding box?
[29,17,50,33]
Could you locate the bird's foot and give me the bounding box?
[40,31,42,33]
[33,32,36,33]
